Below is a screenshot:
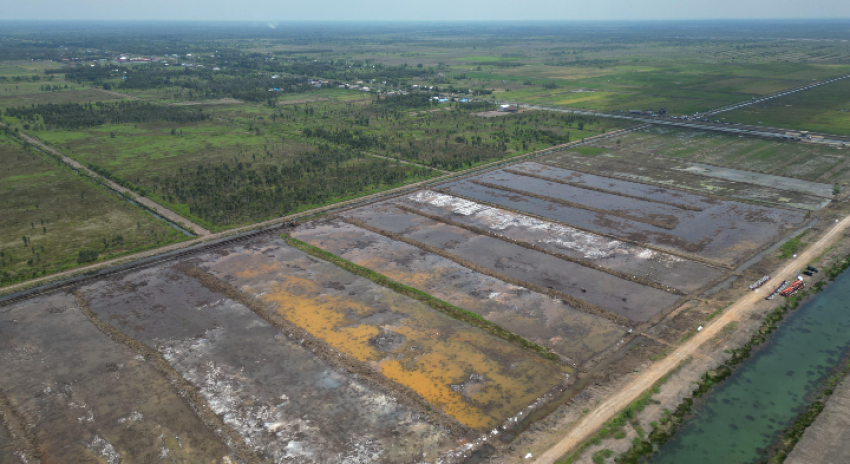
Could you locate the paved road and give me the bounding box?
[705,74,850,116]
[532,213,850,464]
[507,104,850,146]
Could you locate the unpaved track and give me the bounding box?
[1,125,640,296]
[18,132,211,236]
[534,212,850,464]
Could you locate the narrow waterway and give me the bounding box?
[650,268,850,464]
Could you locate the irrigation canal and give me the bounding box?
[649,267,850,464]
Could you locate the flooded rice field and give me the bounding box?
[196,236,571,432]
[343,203,681,322]
[543,152,830,211]
[0,292,231,464]
[292,220,626,363]
[437,170,806,266]
[398,189,726,293]
[676,163,834,198]
[79,264,456,463]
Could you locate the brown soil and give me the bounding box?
[73,291,261,464]
[176,264,470,438]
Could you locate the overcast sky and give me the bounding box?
[4,0,850,21]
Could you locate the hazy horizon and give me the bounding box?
[4,0,850,22]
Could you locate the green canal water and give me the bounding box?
[650,269,850,464]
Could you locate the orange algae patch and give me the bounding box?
[207,245,570,431]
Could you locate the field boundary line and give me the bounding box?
[338,217,630,326]
[0,123,645,295]
[432,187,732,269]
[283,235,565,362]
[72,291,261,464]
[175,264,471,436]
[394,203,685,296]
[467,180,678,230]
[536,159,816,213]
[13,131,212,236]
[502,168,704,212]
[532,206,850,464]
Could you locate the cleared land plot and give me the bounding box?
[585,126,843,188]
[343,203,681,322]
[80,265,454,464]
[0,135,186,286]
[0,89,124,108]
[292,220,626,363]
[401,189,726,293]
[722,77,850,136]
[542,150,830,211]
[198,236,570,431]
[675,163,835,198]
[0,293,230,463]
[438,173,806,266]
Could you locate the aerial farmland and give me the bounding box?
[3,20,850,464]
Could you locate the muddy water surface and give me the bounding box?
[0,293,230,464]
[542,152,829,211]
[400,191,726,293]
[440,178,805,265]
[81,266,453,464]
[345,205,681,322]
[201,237,570,432]
[293,220,626,363]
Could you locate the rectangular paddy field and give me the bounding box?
[0,293,231,464]
[541,126,841,203]
[78,263,459,463]
[434,163,806,266]
[194,237,570,432]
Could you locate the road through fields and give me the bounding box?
[532,212,850,464]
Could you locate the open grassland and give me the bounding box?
[15,97,625,230]
[722,77,850,136]
[0,134,186,286]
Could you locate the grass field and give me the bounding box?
[0,134,187,286]
[722,78,850,135]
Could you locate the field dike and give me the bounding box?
[338,217,630,326]
[394,203,685,296]
[502,168,705,212]
[433,187,731,269]
[468,180,678,230]
[0,390,39,464]
[174,263,471,437]
[537,159,816,213]
[591,254,850,464]
[282,235,561,362]
[72,291,260,464]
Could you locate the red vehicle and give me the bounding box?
[780,281,804,297]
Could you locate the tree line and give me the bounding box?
[148,146,433,226]
[5,101,207,129]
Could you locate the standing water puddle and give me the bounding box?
[650,267,850,464]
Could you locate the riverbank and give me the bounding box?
[551,241,850,464]
[510,202,850,464]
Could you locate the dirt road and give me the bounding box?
[18,132,212,236]
[533,213,850,464]
[1,124,640,296]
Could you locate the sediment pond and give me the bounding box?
[650,268,850,464]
